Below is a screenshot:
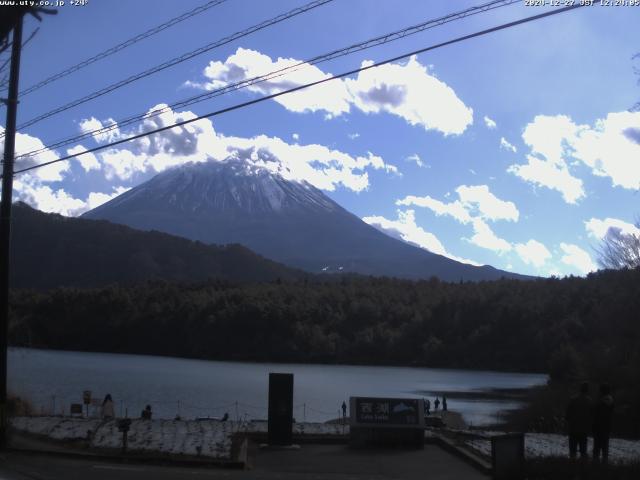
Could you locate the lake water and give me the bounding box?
[8,348,547,426]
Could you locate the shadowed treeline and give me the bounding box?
[8,268,640,436]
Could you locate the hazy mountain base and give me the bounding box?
[9,268,640,436]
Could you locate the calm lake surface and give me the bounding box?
[9,348,547,426]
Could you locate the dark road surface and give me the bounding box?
[0,444,488,479]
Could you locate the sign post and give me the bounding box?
[349,397,425,448]
[82,390,92,418]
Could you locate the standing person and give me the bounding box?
[341,401,347,424]
[442,396,448,411]
[565,382,592,459]
[141,405,152,420]
[434,397,440,411]
[593,384,614,464]
[424,398,431,416]
[102,394,115,420]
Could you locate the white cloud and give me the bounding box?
[348,133,360,139]
[484,116,497,129]
[86,104,398,193]
[456,185,519,222]
[500,137,517,153]
[467,218,512,253]
[585,217,640,240]
[67,145,101,172]
[509,111,640,203]
[508,115,584,204]
[514,239,551,267]
[79,116,122,143]
[559,243,597,275]
[508,154,584,204]
[201,48,352,117]
[406,153,426,168]
[344,56,473,135]
[196,48,473,135]
[292,133,299,141]
[362,209,481,265]
[0,126,68,182]
[571,111,640,189]
[13,177,130,217]
[397,195,472,224]
[13,181,86,216]
[85,186,131,210]
[397,185,518,224]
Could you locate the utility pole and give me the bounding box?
[0,13,24,450]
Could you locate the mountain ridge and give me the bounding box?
[10,202,304,289]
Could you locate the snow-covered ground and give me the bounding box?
[11,417,235,459]
[465,432,640,464]
[10,417,350,459]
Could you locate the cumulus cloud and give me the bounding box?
[79,116,122,143]
[466,218,512,253]
[456,185,519,222]
[344,56,473,135]
[362,209,481,265]
[0,126,68,182]
[67,145,101,172]
[200,48,352,117]
[85,186,131,210]
[560,243,597,274]
[194,48,473,135]
[13,180,87,216]
[13,178,130,217]
[484,116,497,129]
[292,133,299,141]
[500,137,517,153]
[82,104,398,192]
[397,185,518,224]
[509,111,640,203]
[397,194,472,224]
[585,217,640,240]
[514,239,551,267]
[348,133,360,139]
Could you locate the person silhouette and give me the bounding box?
[341,401,347,423]
[424,398,431,416]
[434,397,440,411]
[102,394,115,420]
[565,382,592,459]
[593,383,614,464]
[442,396,448,411]
[141,404,152,420]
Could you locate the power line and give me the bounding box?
[10,3,589,178]
[9,0,335,134]
[2,0,229,97]
[15,0,519,160]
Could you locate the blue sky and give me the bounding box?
[2,0,639,277]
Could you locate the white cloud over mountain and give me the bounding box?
[73,104,398,193]
[362,209,480,265]
[192,48,473,135]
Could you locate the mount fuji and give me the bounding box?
[84,159,527,281]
